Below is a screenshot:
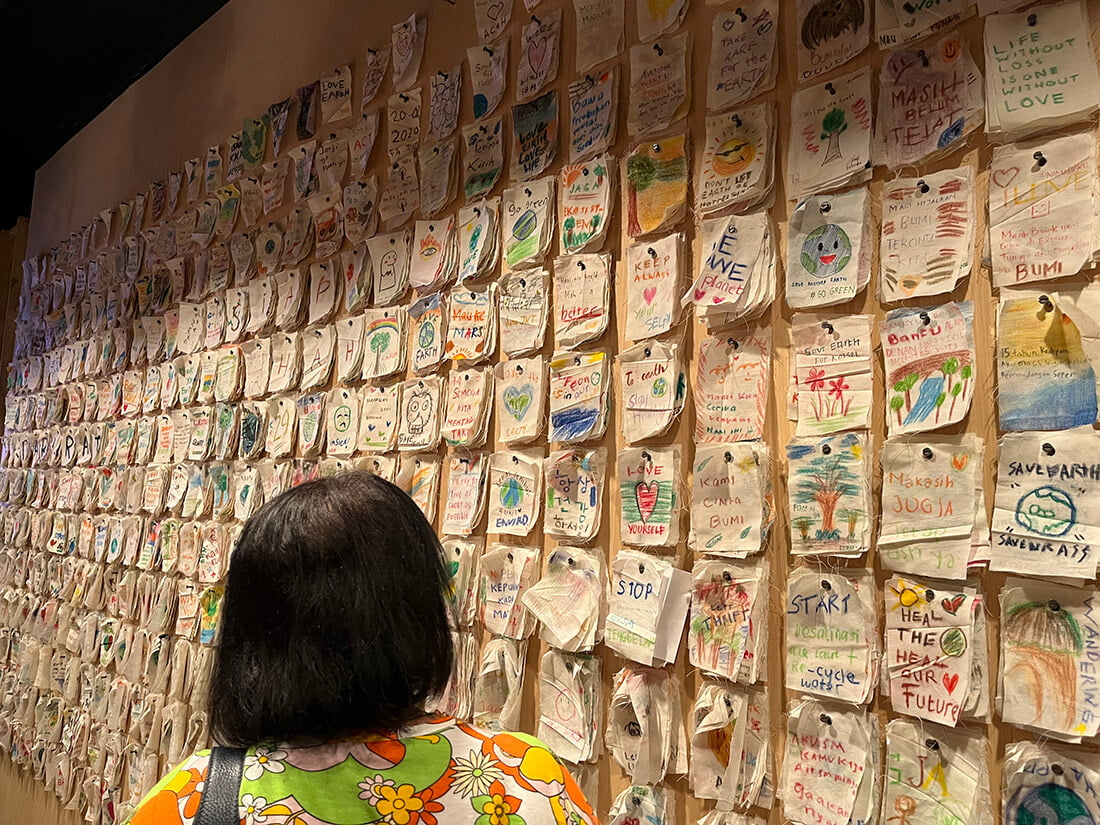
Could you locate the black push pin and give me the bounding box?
[1049,599,1062,612]
[820,713,832,725]
[653,43,664,57]
[821,580,832,591]
[919,311,931,326]
[1027,12,1038,26]
[822,444,832,455]
[825,83,836,95]
[1042,442,1056,456]
[1040,295,1054,312]
[917,179,930,194]
[922,447,933,460]
[918,49,929,67]
[821,321,835,335]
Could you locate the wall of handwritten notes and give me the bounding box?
[7,0,1100,823]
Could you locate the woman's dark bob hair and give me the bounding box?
[209,471,454,746]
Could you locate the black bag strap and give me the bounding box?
[194,746,247,825]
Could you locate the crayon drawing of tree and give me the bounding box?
[820,108,848,164]
[792,443,861,542]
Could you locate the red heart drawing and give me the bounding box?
[951,453,969,471]
[528,35,549,74]
[712,296,724,304]
[941,594,965,615]
[694,288,706,302]
[992,166,1020,189]
[942,673,959,694]
[643,287,657,305]
[635,481,660,524]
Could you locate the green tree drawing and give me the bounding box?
[940,356,959,399]
[793,449,861,539]
[820,108,849,164]
[933,391,947,423]
[370,331,390,374]
[890,395,905,426]
[893,373,920,417]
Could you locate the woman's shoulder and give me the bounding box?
[125,751,212,825]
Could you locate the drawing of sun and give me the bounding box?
[712,138,756,176]
[889,579,927,611]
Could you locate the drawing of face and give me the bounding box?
[801,224,852,277]
[712,138,755,176]
[380,250,399,289]
[406,390,431,434]
[394,22,414,59]
[801,0,865,49]
[333,405,352,433]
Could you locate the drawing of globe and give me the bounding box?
[1010,783,1095,825]
[1015,486,1077,538]
[418,321,436,347]
[651,377,668,397]
[500,477,524,508]
[939,627,967,658]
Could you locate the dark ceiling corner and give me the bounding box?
[0,0,230,233]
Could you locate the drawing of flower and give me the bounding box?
[359,773,397,803]
[243,746,287,781]
[828,377,849,399]
[377,783,426,825]
[473,782,525,825]
[807,368,826,391]
[240,794,268,823]
[452,750,504,797]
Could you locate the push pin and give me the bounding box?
[1034,150,1047,168]
[820,202,832,214]
[825,82,836,95]
[1042,442,1056,456]
[1040,295,1054,312]
[638,563,645,575]
[653,42,664,56]
[922,447,933,460]
[648,247,657,258]
[1052,764,1064,776]
[1049,599,1062,612]
[731,114,743,128]
[483,46,494,56]
[925,738,940,751]
[821,579,832,591]
[1027,12,1038,26]
[919,311,931,326]
[724,451,733,462]
[822,444,832,455]
[917,179,930,194]
[925,589,935,601]
[821,321,835,334]
[735,7,747,21]
[727,338,739,350]
[820,713,833,725]
[918,49,929,67]
[531,14,541,24]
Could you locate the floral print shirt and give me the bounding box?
[126,717,598,825]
